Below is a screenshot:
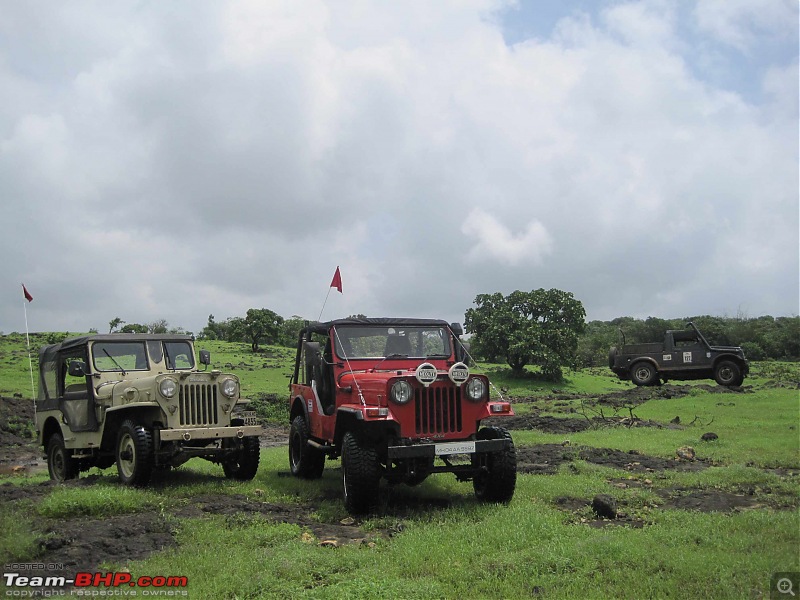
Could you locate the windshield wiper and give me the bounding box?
[369,353,407,373]
[102,349,127,375]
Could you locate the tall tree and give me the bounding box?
[465,289,586,381]
[108,317,125,333]
[279,316,307,347]
[242,308,284,352]
[148,319,169,334]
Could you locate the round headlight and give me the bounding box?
[390,380,413,405]
[159,378,177,399]
[221,378,239,398]
[466,377,486,402]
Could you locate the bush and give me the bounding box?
[247,393,287,423]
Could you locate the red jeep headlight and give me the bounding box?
[466,377,486,402]
[390,380,413,405]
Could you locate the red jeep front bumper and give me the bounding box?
[387,438,509,459]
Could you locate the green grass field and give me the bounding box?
[1,334,798,599]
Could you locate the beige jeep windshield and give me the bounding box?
[92,341,148,372]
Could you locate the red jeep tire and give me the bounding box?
[289,416,325,479]
[473,427,516,503]
[341,431,380,514]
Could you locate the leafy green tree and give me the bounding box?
[577,320,619,367]
[120,323,148,334]
[199,315,217,340]
[108,317,125,333]
[465,289,586,380]
[241,308,284,352]
[147,319,169,334]
[201,314,229,341]
[279,316,307,347]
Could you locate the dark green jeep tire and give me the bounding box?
[630,361,659,386]
[714,360,743,386]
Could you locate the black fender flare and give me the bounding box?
[712,354,746,371]
[40,416,63,448]
[290,395,309,425]
[630,357,659,371]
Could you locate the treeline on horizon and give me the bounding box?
[5,313,797,368]
[174,312,800,365]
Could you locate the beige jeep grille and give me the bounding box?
[179,383,219,426]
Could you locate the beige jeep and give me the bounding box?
[36,334,263,486]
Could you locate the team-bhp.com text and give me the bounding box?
[4,572,188,597]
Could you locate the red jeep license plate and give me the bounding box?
[434,441,476,456]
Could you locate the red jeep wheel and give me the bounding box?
[289,416,325,479]
[473,427,516,503]
[341,431,380,514]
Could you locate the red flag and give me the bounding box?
[22,284,33,303]
[330,267,342,293]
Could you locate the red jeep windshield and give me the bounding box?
[333,326,451,359]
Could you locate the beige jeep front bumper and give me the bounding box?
[159,425,264,442]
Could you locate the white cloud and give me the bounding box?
[693,0,798,53]
[461,208,553,266]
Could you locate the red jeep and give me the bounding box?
[288,318,516,513]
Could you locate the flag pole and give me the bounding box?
[317,287,333,322]
[23,293,36,407]
[317,266,342,322]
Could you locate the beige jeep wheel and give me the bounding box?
[116,420,154,486]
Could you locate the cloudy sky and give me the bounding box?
[2,0,797,336]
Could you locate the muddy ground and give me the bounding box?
[485,382,751,433]
[1,384,797,578]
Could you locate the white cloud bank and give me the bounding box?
[0,0,797,334]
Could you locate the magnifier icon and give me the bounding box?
[778,578,796,596]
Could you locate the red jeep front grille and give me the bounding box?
[414,384,462,434]
[179,383,219,426]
